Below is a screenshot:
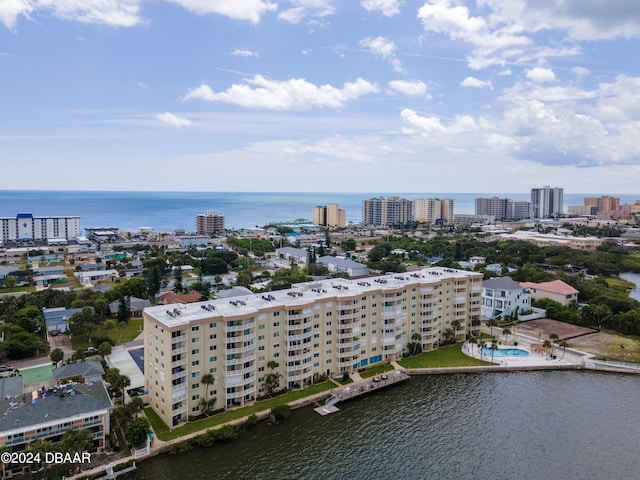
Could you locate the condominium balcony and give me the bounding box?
[171,335,186,344]
[225,343,255,355]
[338,313,358,322]
[338,331,358,340]
[287,331,313,341]
[172,405,187,415]
[171,389,187,401]
[286,372,313,382]
[171,357,186,368]
[171,346,186,355]
[286,313,303,321]
[171,370,187,381]
[285,319,312,331]
[286,352,313,363]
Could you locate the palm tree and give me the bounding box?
[264,360,281,397]
[502,328,511,344]
[451,319,461,340]
[478,337,486,360]
[490,338,498,363]
[201,373,216,415]
[467,336,477,355]
[543,339,553,358]
[550,333,559,344]
[558,340,568,359]
[487,318,498,337]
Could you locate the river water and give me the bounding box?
[128,372,640,480]
[619,272,640,302]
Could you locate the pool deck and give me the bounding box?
[462,340,577,368]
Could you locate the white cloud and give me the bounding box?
[156,112,192,128]
[526,67,556,83]
[572,66,590,79]
[388,80,430,98]
[0,0,33,30]
[278,0,335,24]
[167,0,277,24]
[460,76,493,90]
[137,82,148,90]
[401,109,480,136]
[360,0,403,17]
[360,36,404,72]
[183,75,379,110]
[37,0,142,27]
[231,49,259,58]
[284,135,375,163]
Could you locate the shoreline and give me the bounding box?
[66,354,636,480]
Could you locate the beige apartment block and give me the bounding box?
[313,204,346,228]
[143,267,482,427]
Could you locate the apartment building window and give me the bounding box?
[326,350,332,354]
[314,333,320,338]
[273,332,280,337]
[326,359,332,364]
[192,395,200,401]
[259,324,265,330]
[192,360,200,366]
[191,337,199,343]
[273,352,279,358]
[273,312,280,317]
[314,362,319,367]
[258,335,265,341]
[209,322,217,328]
[361,305,367,310]
[192,371,200,378]
[313,343,319,348]
[259,346,265,351]
[209,345,217,351]
[209,356,217,362]
[258,356,265,362]
[273,343,280,348]
[372,303,377,308]
[192,349,199,355]
[209,334,217,340]
[314,353,319,358]
[326,340,332,345]
[191,325,200,331]
[192,383,199,389]
[258,366,265,372]
[274,321,280,327]
[326,312,332,317]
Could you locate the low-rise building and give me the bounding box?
[481,277,531,320]
[520,280,579,306]
[317,256,369,277]
[0,378,112,477]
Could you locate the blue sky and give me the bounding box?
[1,0,640,194]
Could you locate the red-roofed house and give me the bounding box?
[520,280,579,306]
[158,290,204,305]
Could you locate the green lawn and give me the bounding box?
[359,363,396,378]
[146,381,334,441]
[398,343,492,368]
[70,318,143,350]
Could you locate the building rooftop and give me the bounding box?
[145,267,482,328]
[520,280,579,296]
[0,380,112,434]
[52,361,105,381]
[482,276,523,291]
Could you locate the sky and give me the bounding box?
[1,0,640,194]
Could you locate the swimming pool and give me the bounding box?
[480,348,529,357]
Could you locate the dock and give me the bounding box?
[314,370,410,415]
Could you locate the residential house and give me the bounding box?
[108,296,151,318]
[317,256,369,277]
[520,280,579,306]
[481,277,531,320]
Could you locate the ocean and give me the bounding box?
[0,190,638,233]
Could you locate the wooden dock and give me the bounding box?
[314,370,410,415]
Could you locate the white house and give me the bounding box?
[481,277,531,320]
[318,256,369,277]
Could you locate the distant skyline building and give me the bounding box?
[413,198,454,224]
[475,197,531,221]
[362,197,413,227]
[312,203,346,228]
[196,211,225,235]
[584,195,620,219]
[531,185,564,219]
[0,213,80,243]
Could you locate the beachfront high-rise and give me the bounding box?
[196,211,225,235]
[531,185,563,219]
[313,203,346,228]
[0,213,80,243]
[362,197,413,227]
[413,198,454,224]
[143,267,482,427]
[475,197,532,221]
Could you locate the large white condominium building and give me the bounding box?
[143,267,482,427]
[531,185,563,219]
[0,213,81,243]
[413,198,454,224]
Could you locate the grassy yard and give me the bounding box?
[397,343,491,369]
[605,277,635,291]
[359,363,396,378]
[146,381,334,441]
[70,318,143,350]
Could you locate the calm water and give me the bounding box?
[1,190,638,232]
[620,272,640,302]
[129,372,640,480]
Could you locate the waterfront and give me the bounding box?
[1,190,639,233]
[127,371,640,480]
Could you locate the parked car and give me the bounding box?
[84,347,99,356]
[0,365,14,373]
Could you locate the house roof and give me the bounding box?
[108,296,151,314]
[520,280,579,295]
[52,361,105,381]
[159,291,203,305]
[0,381,112,434]
[482,276,522,291]
[318,256,367,269]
